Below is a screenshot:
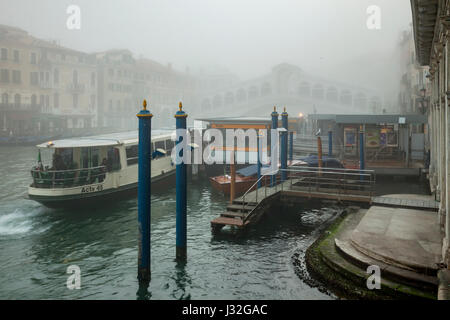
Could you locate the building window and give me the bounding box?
[91,72,96,87]
[73,94,78,108]
[30,52,37,64]
[73,70,78,84]
[0,69,10,83]
[12,70,21,84]
[31,94,37,107]
[1,48,7,60]
[13,50,19,62]
[53,68,59,84]
[1,93,8,105]
[14,94,21,108]
[30,72,38,85]
[54,93,59,108]
[90,94,96,109]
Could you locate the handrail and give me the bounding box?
[242,170,277,213]
[240,165,376,223]
[31,165,106,174]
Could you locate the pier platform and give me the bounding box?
[211,166,439,233]
[211,166,378,232]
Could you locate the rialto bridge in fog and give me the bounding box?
[192,63,384,119]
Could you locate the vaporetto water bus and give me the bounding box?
[28,131,176,208]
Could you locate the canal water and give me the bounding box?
[0,146,340,300]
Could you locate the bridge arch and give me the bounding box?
[213,94,223,107]
[326,86,339,102]
[236,88,247,102]
[298,82,311,97]
[201,98,212,112]
[354,92,367,109]
[225,91,235,105]
[312,83,324,100]
[248,86,259,99]
[261,82,272,96]
[340,90,353,105]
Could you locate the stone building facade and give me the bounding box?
[0,24,97,138]
[411,0,450,266]
[398,27,431,116]
[0,24,199,138]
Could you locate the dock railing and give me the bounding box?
[241,166,376,223]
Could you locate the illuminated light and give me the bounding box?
[47,141,54,147]
[298,112,304,118]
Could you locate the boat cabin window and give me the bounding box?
[165,139,174,152]
[126,145,138,166]
[107,147,121,171]
[81,147,100,168]
[52,148,74,170]
[154,140,165,151]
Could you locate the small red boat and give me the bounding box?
[209,160,307,196]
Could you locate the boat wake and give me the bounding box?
[0,208,47,237]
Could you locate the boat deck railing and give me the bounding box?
[30,166,107,189]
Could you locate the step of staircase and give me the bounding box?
[335,238,438,291]
[226,204,256,212]
[211,216,247,227]
[221,211,246,219]
[232,200,258,206]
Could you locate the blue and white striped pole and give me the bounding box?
[137,100,152,285]
[175,102,188,261]
[281,108,288,181]
[271,107,278,187]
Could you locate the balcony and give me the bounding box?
[0,103,41,112]
[67,83,85,93]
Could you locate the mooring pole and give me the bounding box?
[137,99,152,285]
[359,125,365,181]
[289,131,294,163]
[271,106,278,187]
[230,150,236,203]
[281,108,288,181]
[328,128,333,157]
[175,102,188,261]
[257,132,262,188]
[317,136,323,169]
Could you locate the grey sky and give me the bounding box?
[0,0,412,84]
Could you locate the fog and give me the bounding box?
[1,0,411,79]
